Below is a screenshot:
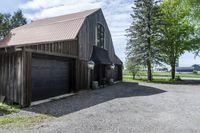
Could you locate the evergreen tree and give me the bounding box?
[0,13,11,39]
[0,10,27,40]
[126,0,161,81]
[10,10,27,29]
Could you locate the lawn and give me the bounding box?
[124,70,200,78]
[123,76,179,84]
[0,103,54,129]
[0,114,53,129]
[0,103,20,115]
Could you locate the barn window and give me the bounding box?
[96,23,105,48]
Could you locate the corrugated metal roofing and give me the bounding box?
[0,8,100,48]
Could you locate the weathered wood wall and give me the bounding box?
[23,40,78,58]
[113,65,123,81]
[78,9,115,61]
[78,9,123,85]
[75,59,89,91]
[0,51,26,106]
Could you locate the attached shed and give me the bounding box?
[0,8,123,106]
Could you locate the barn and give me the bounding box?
[0,8,123,107]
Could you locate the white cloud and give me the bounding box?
[179,52,200,67]
[20,0,78,10]
[20,0,133,62]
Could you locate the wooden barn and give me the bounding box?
[0,8,123,107]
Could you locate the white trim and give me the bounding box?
[31,93,75,106]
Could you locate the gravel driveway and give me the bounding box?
[1,82,200,133]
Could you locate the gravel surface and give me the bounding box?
[1,82,200,133]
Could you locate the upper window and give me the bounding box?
[97,23,105,48]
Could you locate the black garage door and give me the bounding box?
[32,55,70,101]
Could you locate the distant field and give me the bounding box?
[123,70,200,78]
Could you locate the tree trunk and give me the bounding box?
[147,59,152,81]
[171,64,176,80]
[132,74,135,79]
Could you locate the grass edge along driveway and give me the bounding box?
[0,103,54,129]
[0,114,54,129]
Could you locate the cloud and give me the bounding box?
[20,0,75,10]
[20,0,133,62]
[179,52,200,67]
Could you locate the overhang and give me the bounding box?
[90,46,112,65]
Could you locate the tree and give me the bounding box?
[180,0,200,20]
[179,0,200,57]
[192,64,200,71]
[10,10,27,29]
[0,13,11,39]
[156,0,197,79]
[126,58,140,79]
[0,10,26,40]
[126,0,161,81]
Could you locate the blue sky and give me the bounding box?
[0,0,199,67]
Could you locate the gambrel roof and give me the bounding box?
[0,8,100,48]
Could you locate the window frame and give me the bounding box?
[96,23,105,48]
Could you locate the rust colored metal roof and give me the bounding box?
[0,8,100,48]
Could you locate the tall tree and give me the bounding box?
[126,0,161,81]
[181,0,200,20]
[156,0,197,79]
[126,58,140,79]
[0,13,11,39]
[179,0,200,57]
[0,10,26,40]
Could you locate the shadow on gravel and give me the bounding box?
[23,82,166,117]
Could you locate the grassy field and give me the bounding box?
[0,103,20,115]
[123,76,179,84]
[0,103,54,129]
[124,70,200,78]
[0,114,53,129]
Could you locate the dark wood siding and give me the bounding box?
[78,10,115,62]
[0,51,25,105]
[75,59,89,91]
[23,40,78,58]
[113,65,123,81]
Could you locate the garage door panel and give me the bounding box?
[32,56,70,101]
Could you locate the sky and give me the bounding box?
[0,0,199,67]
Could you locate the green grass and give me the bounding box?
[123,70,200,78]
[0,103,20,115]
[123,76,182,84]
[0,114,54,129]
[0,103,54,129]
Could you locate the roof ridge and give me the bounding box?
[32,8,100,23]
[14,8,101,31]
[13,17,86,31]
